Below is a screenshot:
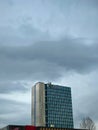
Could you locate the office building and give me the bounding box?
[31,82,74,128]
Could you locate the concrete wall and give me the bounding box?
[31,82,46,126]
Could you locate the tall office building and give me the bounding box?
[31,82,74,128]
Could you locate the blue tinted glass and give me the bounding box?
[45,84,74,128]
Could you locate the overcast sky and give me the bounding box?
[0,0,98,129]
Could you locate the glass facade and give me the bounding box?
[45,84,74,128]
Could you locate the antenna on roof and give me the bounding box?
[47,82,53,87]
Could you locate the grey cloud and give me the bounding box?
[0,81,28,94]
[74,92,98,128]
[0,0,98,40]
[0,98,25,114]
[70,71,98,128]
[0,23,50,46]
[0,98,30,127]
[77,86,98,122]
[0,38,98,80]
[0,0,98,128]
[0,0,13,7]
[42,0,98,38]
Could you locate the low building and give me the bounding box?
[0,125,85,130]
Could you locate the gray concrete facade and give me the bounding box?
[31,82,45,126]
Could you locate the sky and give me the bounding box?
[0,0,98,129]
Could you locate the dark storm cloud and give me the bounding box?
[0,38,98,80]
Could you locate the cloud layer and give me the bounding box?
[0,39,98,81]
[0,0,98,129]
[0,98,30,126]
